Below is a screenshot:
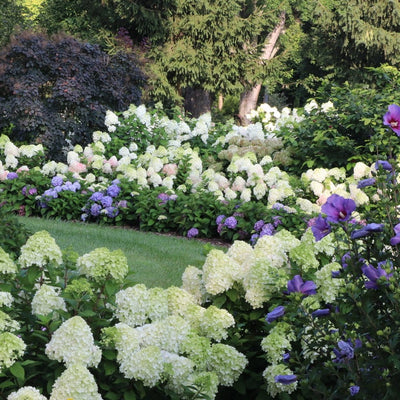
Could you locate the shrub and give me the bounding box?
[0,31,145,160]
[276,65,400,173]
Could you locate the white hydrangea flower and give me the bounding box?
[0,310,20,332]
[296,197,320,214]
[4,141,19,157]
[0,247,17,275]
[41,161,58,176]
[166,286,198,317]
[349,183,369,206]
[137,315,192,353]
[304,99,319,113]
[198,306,234,342]
[18,231,62,268]
[0,332,26,372]
[315,262,344,303]
[263,363,298,397]
[77,248,128,283]
[0,292,13,307]
[240,188,252,202]
[121,345,165,386]
[289,242,320,272]
[202,250,241,295]
[225,241,254,281]
[207,343,248,386]
[92,130,112,143]
[261,322,295,363]
[253,182,267,200]
[353,162,371,179]
[5,154,18,168]
[115,284,149,327]
[49,363,102,400]
[7,386,47,400]
[162,351,194,393]
[242,260,289,308]
[181,266,206,304]
[32,285,67,317]
[46,316,101,367]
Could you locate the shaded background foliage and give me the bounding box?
[0,31,145,160]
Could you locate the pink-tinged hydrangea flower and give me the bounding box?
[321,194,356,223]
[383,104,400,136]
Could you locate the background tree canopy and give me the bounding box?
[0,0,399,120]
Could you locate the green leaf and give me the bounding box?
[124,391,137,400]
[213,294,227,308]
[9,362,25,381]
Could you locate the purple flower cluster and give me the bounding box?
[22,186,38,196]
[157,192,178,205]
[216,214,238,234]
[82,179,123,220]
[6,172,18,180]
[187,227,199,238]
[250,217,282,244]
[39,177,82,207]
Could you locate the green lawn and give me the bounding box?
[17,217,225,288]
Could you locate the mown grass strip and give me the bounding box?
[18,217,224,288]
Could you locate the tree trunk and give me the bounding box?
[183,87,211,118]
[238,11,286,125]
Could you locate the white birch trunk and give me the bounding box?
[238,11,286,125]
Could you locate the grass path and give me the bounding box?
[18,217,225,288]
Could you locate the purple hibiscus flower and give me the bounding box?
[349,385,360,396]
[357,178,376,189]
[350,223,384,240]
[321,194,356,223]
[311,308,330,318]
[287,275,316,296]
[390,223,400,245]
[310,214,332,241]
[361,261,393,289]
[266,305,285,323]
[333,339,354,363]
[383,104,400,136]
[375,160,393,172]
[274,375,297,385]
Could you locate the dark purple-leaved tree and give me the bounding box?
[0,31,145,160]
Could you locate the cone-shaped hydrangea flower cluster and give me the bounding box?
[77,247,128,283]
[18,231,62,268]
[107,283,245,398]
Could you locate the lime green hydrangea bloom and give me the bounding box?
[18,231,62,268]
[49,364,102,400]
[0,310,20,332]
[198,305,235,342]
[0,332,26,372]
[7,386,47,400]
[31,284,67,317]
[289,242,320,272]
[261,322,295,364]
[45,316,101,368]
[315,262,344,303]
[76,247,128,283]
[181,266,206,304]
[263,363,298,397]
[207,343,248,386]
[0,247,18,275]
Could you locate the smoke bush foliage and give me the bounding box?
[0,31,145,160]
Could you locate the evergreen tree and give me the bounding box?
[0,0,28,47]
[298,0,400,88]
